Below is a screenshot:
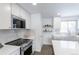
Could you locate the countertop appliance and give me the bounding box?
[5,38,32,55]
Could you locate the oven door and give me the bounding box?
[24,45,32,55]
[21,42,32,55]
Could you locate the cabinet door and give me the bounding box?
[11,4,20,17]
[10,48,20,55]
[0,3,11,29]
[20,8,26,19]
[25,13,31,29]
[11,3,31,29]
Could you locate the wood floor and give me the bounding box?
[34,45,54,55]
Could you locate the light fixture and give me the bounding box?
[57,12,61,16]
[32,3,37,5]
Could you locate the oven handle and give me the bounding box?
[21,43,32,51]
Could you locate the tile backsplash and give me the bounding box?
[0,29,18,43]
[0,29,32,43]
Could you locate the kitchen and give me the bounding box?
[0,3,79,55]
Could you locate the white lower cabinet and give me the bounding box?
[10,48,20,55]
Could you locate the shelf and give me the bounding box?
[43,24,53,28]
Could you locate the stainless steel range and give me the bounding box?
[5,38,32,55]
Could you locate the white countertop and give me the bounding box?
[0,45,20,55]
[52,33,79,41]
[52,40,79,55]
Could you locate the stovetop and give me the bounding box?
[5,38,31,46]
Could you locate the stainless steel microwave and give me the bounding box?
[12,15,25,28]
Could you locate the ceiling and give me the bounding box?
[19,3,79,18]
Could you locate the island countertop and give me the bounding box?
[52,40,79,55]
[52,33,79,41]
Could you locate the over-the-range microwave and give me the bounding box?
[12,15,26,28]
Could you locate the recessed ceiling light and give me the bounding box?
[32,3,37,5]
[57,13,61,15]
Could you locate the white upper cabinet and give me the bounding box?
[20,8,26,19]
[0,3,31,29]
[0,3,11,29]
[25,13,31,29]
[11,4,20,17]
[11,4,31,29]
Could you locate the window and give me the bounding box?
[60,22,68,33]
[60,21,76,34]
[68,21,76,34]
[77,20,79,30]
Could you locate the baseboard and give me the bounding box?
[34,45,43,52]
[43,43,52,45]
[35,48,42,52]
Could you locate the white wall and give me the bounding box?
[42,18,53,45]
[31,13,43,52]
[53,17,61,33]
[42,18,53,26]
